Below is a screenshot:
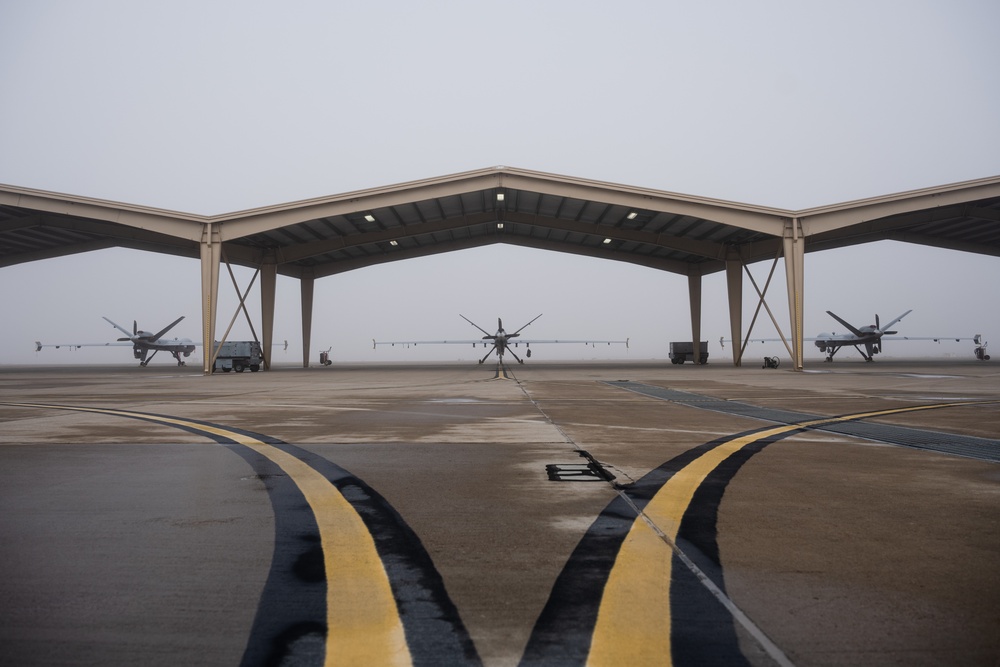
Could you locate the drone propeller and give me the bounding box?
[874,311,913,353]
[875,310,912,356]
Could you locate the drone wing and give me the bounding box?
[883,335,977,342]
[516,338,629,348]
[373,338,487,349]
[35,341,132,351]
[718,337,820,348]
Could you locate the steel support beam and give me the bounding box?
[261,258,277,370]
[726,258,743,366]
[783,218,805,370]
[199,224,221,375]
[688,268,702,366]
[300,269,315,368]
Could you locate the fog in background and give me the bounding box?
[2,1,998,366]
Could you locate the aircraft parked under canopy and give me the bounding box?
[729,309,989,362]
[374,314,629,364]
[36,316,196,366]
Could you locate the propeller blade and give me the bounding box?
[460,314,494,338]
[133,320,138,335]
[876,314,880,331]
[826,311,864,338]
[149,316,185,341]
[511,313,543,336]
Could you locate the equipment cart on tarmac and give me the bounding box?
[212,340,263,373]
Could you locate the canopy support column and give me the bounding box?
[726,256,743,366]
[688,267,702,366]
[199,223,222,375]
[300,269,314,368]
[783,217,805,370]
[261,256,276,370]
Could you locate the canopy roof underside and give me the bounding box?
[2,166,999,278]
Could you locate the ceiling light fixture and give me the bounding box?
[603,238,612,244]
[497,223,504,230]
[389,240,398,246]
[496,192,505,202]
[364,214,375,222]
[626,212,638,220]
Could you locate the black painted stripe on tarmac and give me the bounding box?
[4,403,480,667]
[605,381,1000,463]
[521,429,790,667]
[269,442,481,667]
[522,393,999,666]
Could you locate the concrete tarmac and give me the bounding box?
[1,359,998,666]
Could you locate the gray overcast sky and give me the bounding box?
[2,1,999,366]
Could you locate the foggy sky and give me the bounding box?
[2,1,998,366]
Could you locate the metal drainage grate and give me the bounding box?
[547,450,617,483]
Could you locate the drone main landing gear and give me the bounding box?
[853,343,879,362]
[478,344,498,364]
[505,346,525,365]
[851,344,874,362]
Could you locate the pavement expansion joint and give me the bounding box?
[604,381,1000,463]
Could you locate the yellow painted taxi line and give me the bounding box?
[587,401,994,667]
[7,403,412,667]
[494,363,514,380]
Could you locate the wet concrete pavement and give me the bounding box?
[1,360,998,666]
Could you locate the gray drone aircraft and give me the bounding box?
[814,309,987,362]
[374,314,628,364]
[732,309,987,362]
[813,310,912,362]
[36,316,196,366]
